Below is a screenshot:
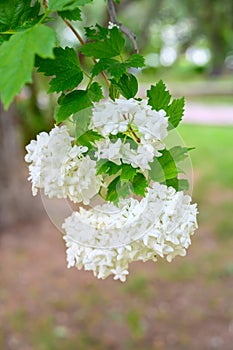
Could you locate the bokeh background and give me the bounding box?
[0,0,233,349]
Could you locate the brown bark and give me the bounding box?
[0,102,43,229]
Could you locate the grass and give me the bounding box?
[179,124,233,190]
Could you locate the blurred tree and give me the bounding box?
[182,0,233,75]
[0,102,43,229]
[117,0,233,74]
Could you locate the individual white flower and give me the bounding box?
[63,182,198,282]
[108,21,120,29]
[25,126,101,205]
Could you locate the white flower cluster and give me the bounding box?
[63,183,198,282]
[92,98,168,170]
[25,97,198,282]
[25,126,101,205]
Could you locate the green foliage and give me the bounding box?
[91,53,144,81]
[97,159,147,203]
[0,0,40,32]
[58,8,82,21]
[125,54,145,68]
[55,90,92,123]
[77,130,103,149]
[35,47,83,93]
[0,24,56,109]
[96,160,121,176]
[48,0,93,12]
[149,146,193,191]
[147,80,171,111]
[147,80,185,129]
[73,107,92,138]
[149,149,178,185]
[88,82,104,102]
[120,164,138,182]
[111,74,138,99]
[81,26,125,58]
[169,146,194,162]
[167,97,185,130]
[132,173,147,196]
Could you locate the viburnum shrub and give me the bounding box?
[0,0,198,282]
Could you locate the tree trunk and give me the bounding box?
[0,102,42,229]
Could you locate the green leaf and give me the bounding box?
[55,90,92,123]
[88,82,104,102]
[107,62,126,81]
[109,83,120,101]
[0,0,40,31]
[85,25,108,40]
[96,160,121,176]
[73,107,92,138]
[81,26,125,59]
[178,179,189,191]
[169,146,194,163]
[120,164,138,182]
[106,176,120,203]
[48,0,93,12]
[106,176,133,203]
[77,130,103,149]
[167,97,185,130]
[0,24,56,109]
[111,74,138,99]
[125,54,145,68]
[149,149,178,183]
[36,47,83,93]
[132,173,148,196]
[165,177,179,191]
[117,181,132,199]
[92,58,126,80]
[147,80,171,111]
[58,8,82,21]
[81,41,116,59]
[91,58,114,77]
[109,27,125,55]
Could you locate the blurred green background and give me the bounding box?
[0,0,233,349]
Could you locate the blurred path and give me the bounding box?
[184,103,233,125]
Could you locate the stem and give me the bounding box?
[64,19,85,45]
[64,20,110,87]
[0,31,15,35]
[123,114,140,143]
[107,0,139,53]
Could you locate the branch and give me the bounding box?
[63,20,110,87]
[107,0,139,53]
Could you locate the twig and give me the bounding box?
[64,19,85,45]
[123,114,140,143]
[63,20,110,86]
[107,0,139,53]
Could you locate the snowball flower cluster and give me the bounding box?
[25,97,198,282]
[63,183,198,282]
[92,98,168,170]
[25,126,101,204]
